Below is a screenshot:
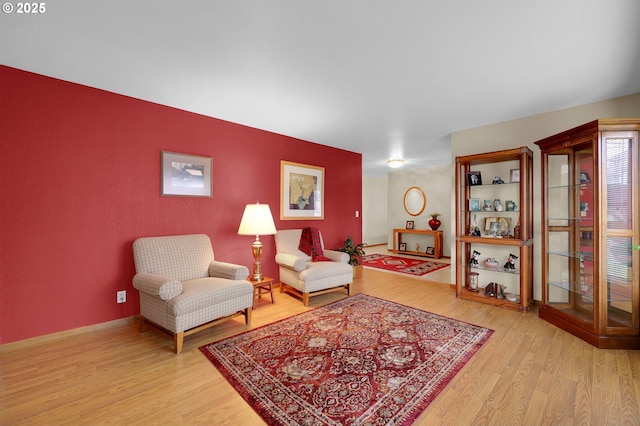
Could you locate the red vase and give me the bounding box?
[428,217,441,230]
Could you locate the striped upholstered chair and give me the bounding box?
[132,234,253,353]
[274,229,352,306]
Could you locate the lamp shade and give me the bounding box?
[237,203,277,236]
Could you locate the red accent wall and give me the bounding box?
[0,66,362,344]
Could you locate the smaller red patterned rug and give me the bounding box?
[362,254,449,276]
[200,294,493,425]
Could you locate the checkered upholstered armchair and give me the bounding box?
[132,234,253,353]
[274,229,352,306]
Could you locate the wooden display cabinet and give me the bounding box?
[455,147,534,312]
[536,119,640,349]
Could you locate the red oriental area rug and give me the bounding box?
[362,254,449,276]
[200,294,493,425]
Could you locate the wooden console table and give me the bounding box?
[393,228,443,259]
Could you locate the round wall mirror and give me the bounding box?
[403,186,426,216]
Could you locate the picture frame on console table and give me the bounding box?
[161,151,212,197]
[280,160,324,220]
[399,243,407,251]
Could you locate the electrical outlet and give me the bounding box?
[117,290,126,303]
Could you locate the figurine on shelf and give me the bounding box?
[469,250,480,267]
[504,253,518,270]
[415,243,420,252]
[469,214,482,236]
[513,221,521,239]
[494,199,503,211]
[505,200,517,211]
[483,200,493,211]
[492,176,505,184]
[468,272,479,292]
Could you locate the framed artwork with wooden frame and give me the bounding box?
[280,161,324,220]
[161,151,212,197]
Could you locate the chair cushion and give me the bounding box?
[168,278,253,316]
[133,234,214,282]
[275,229,313,260]
[299,261,353,282]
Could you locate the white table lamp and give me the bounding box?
[237,202,277,281]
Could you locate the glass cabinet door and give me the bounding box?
[601,132,638,333]
[545,146,595,326]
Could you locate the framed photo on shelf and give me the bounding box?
[510,168,520,183]
[405,220,414,230]
[425,246,435,256]
[469,198,481,212]
[484,217,511,232]
[467,171,482,186]
[399,243,407,251]
[161,151,212,197]
[280,160,324,220]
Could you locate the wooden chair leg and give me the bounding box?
[245,307,252,325]
[303,293,310,306]
[173,332,184,354]
[269,282,275,304]
[139,317,148,332]
[346,283,352,296]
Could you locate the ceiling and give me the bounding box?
[2,1,640,176]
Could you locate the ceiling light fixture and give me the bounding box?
[387,159,405,168]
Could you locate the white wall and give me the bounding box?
[449,92,640,299]
[387,164,453,256]
[362,175,388,245]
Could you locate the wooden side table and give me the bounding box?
[250,276,275,308]
[392,228,443,259]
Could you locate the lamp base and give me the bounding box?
[250,237,264,281]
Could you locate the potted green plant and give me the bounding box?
[338,235,366,277]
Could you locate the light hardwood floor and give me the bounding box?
[2,266,639,425]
